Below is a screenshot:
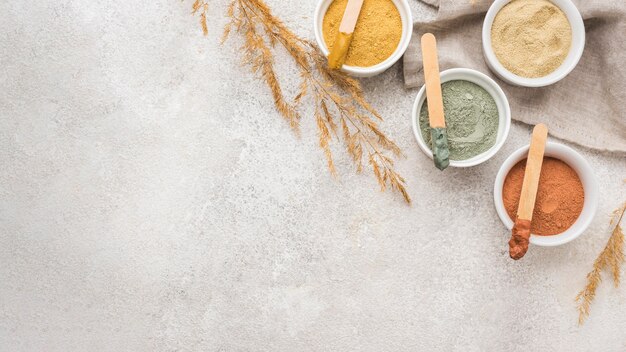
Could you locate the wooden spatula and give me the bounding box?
[421,33,450,171]
[327,0,364,69]
[509,123,549,260]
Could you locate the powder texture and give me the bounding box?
[322,0,402,67]
[509,218,531,260]
[503,157,584,236]
[491,0,572,78]
[430,127,450,170]
[419,80,499,161]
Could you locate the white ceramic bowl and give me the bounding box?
[411,68,511,168]
[313,0,413,77]
[482,0,585,87]
[493,142,598,246]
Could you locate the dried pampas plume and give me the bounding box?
[575,202,625,325]
[191,0,410,203]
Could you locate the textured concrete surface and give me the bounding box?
[1,1,626,351]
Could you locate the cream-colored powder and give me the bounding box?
[491,0,572,78]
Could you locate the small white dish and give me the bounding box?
[313,0,413,77]
[411,68,511,168]
[493,142,599,246]
[482,0,585,87]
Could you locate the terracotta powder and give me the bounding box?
[503,157,584,235]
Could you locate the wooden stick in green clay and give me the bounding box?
[420,33,450,170]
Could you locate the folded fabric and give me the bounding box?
[404,0,626,153]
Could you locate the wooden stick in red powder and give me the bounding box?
[509,124,548,260]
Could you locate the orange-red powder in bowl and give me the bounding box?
[503,157,584,236]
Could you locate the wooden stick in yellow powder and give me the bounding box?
[327,0,364,69]
[323,0,402,68]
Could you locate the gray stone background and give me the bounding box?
[1,0,625,351]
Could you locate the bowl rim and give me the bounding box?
[313,0,413,77]
[493,141,599,246]
[482,0,586,87]
[411,67,512,168]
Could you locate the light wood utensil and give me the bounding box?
[420,33,450,170]
[327,0,364,69]
[509,123,549,260]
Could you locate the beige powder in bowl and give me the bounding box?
[491,0,572,78]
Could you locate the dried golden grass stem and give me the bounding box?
[194,0,411,203]
[236,1,301,132]
[575,202,626,325]
[192,0,209,35]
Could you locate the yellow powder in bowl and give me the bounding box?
[322,0,402,68]
[491,0,572,78]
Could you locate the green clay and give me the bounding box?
[430,127,450,170]
[419,80,499,161]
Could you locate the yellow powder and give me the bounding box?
[491,0,572,78]
[322,0,402,68]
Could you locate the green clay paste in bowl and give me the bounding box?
[419,80,499,161]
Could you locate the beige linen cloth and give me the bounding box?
[404,0,626,153]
